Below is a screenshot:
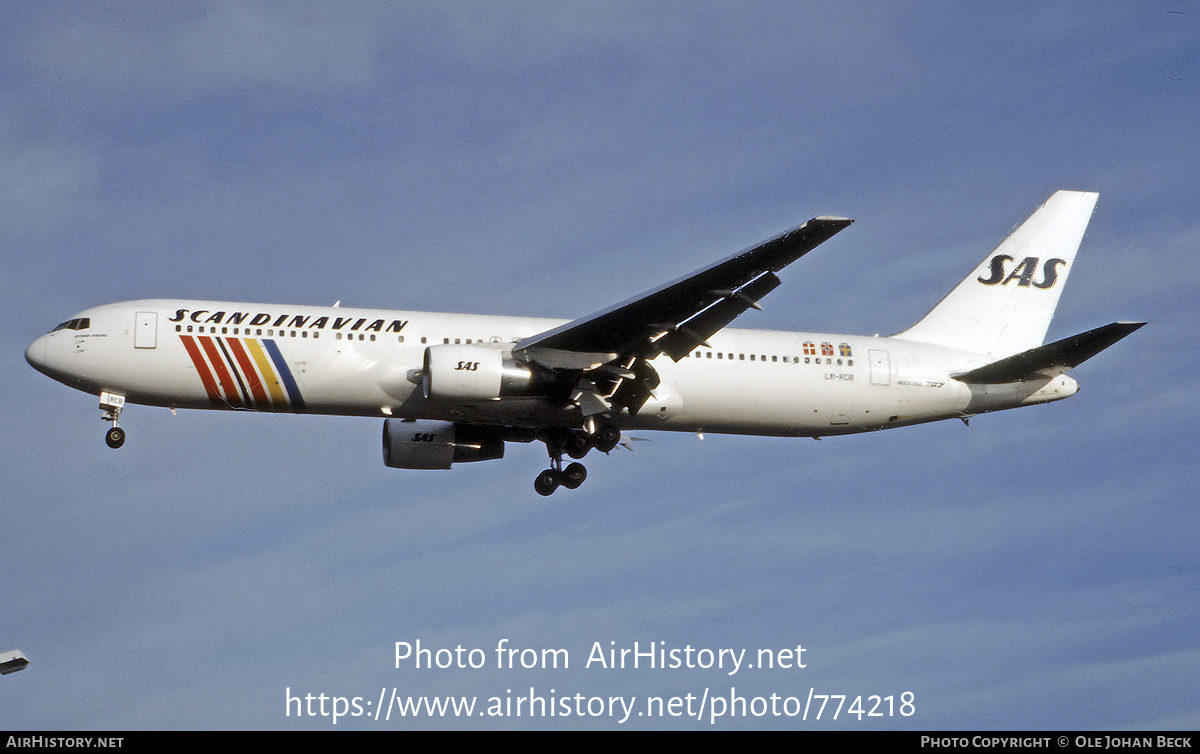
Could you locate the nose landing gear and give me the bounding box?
[99,392,126,449]
[105,426,126,449]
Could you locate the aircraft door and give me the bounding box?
[869,349,890,386]
[830,395,853,425]
[134,312,158,349]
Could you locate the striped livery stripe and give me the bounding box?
[179,336,305,412]
[179,335,221,404]
[242,339,288,407]
[224,337,270,406]
[261,339,307,412]
[198,336,243,408]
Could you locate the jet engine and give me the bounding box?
[382,418,505,469]
[421,344,536,401]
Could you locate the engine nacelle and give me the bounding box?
[382,418,505,469]
[422,344,534,401]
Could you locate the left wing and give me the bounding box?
[515,215,852,364]
[513,215,853,416]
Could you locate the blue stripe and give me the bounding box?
[262,339,306,412]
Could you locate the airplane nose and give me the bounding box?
[25,335,48,374]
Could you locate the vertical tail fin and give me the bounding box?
[895,190,1099,358]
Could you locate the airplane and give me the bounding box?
[26,190,1143,495]
[0,649,29,675]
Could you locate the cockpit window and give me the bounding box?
[51,318,90,333]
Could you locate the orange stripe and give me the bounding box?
[198,336,243,407]
[180,336,221,405]
[225,338,269,407]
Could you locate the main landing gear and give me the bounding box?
[99,391,126,449]
[533,460,587,496]
[533,422,621,496]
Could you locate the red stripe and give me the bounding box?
[224,338,269,407]
[198,336,243,407]
[180,336,221,405]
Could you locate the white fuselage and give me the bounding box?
[26,299,1078,438]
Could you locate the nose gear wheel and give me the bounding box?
[99,392,126,449]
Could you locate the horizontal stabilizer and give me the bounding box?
[953,321,1146,384]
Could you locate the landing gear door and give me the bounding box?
[135,312,158,349]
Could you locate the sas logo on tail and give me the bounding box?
[978,255,1067,288]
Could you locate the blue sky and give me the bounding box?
[2,2,1197,730]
